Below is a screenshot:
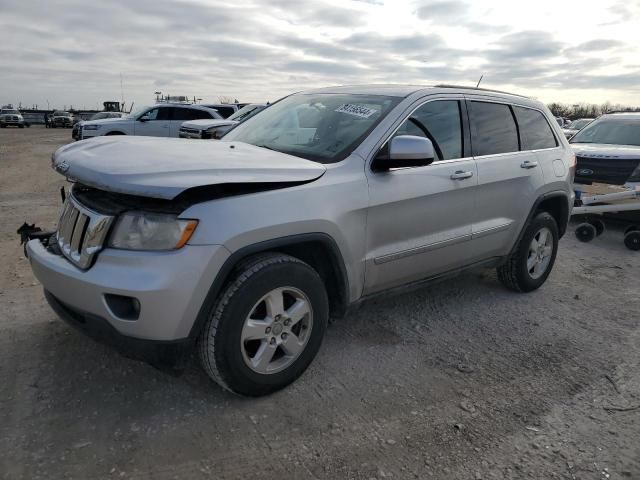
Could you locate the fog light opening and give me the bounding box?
[104,294,141,321]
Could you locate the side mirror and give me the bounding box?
[138,115,150,122]
[372,135,435,171]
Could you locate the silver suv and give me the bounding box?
[26,85,575,396]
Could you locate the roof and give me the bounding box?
[303,84,531,100]
[601,112,640,119]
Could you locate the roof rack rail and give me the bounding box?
[433,84,530,99]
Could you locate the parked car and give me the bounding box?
[51,111,74,128]
[77,104,223,139]
[562,118,594,139]
[569,113,640,186]
[179,103,267,139]
[72,112,127,140]
[0,107,26,128]
[197,103,243,119]
[26,85,574,396]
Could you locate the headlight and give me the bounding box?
[108,212,198,250]
[83,125,100,130]
[204,126,226,139]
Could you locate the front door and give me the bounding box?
[133,106,172,137]
[364,98,478,295]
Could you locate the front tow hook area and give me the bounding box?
[17,222,56,258]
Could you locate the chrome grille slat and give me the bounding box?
[69,213,88,254]
[56,195,114,269]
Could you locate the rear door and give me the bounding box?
[133,106,172,137]
[467,98,545,260]
[512,105,563,189]
[364,97,478,295]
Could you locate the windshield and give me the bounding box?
[570,118,640,146]
[54,111,71,116]
[222,94,401,163]
[1,109,19,115]
[569,119,592,130]
[228,104,265,122]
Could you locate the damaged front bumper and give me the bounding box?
[24,230,230,367]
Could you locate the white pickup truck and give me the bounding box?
[78,104,222,140]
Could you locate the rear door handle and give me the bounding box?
[520,160,539,169]
[450,170,474,180]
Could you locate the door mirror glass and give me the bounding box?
[373,135,435,171]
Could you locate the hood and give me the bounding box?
[83,117,128,126]
[570,143,640,159]
[181,119,236,131]
[52,136,326,200]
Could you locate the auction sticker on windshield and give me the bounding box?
[335,104,377,118]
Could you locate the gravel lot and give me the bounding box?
[1,126,639,480]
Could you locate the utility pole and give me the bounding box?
[120,73,125,106]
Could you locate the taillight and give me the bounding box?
[569,153,577,183]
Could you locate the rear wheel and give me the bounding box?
[624,231,640,251]
[497,212,559,292]
[198,253,329,396]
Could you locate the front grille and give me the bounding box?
[56,195,114,269]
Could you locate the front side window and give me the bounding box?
[570,118,640,146]
[393,100,463,161]
[223,94,401,163]
[142,108,159,120]
[513,106,557,150]
[470,101,519,156]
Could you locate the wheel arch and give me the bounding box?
[105,131,126,136]
[188,233,350,340]
[508,191,570,258]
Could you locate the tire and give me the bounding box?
[575,223,596,242]
[198,253,329,396]
[18,124,24,128]
[624,225,639,236]
[105,131,125,136]
[624,231,640,251]
[497,211,559,293]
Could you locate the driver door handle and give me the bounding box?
[450,170,474,180]
[521,160,539,169]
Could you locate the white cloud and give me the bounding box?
[0,0,638,109]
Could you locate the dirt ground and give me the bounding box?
[1,126,639,480]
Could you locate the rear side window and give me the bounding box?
[513,107,557,150]
[171,108,207,121]
[470,101,519,156]
[394,100,463,161]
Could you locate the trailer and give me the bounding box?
[572,184,640,250]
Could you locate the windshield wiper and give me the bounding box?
[256,144,277,152]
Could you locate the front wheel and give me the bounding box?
[198,253,329,396]
[497,212,559,292]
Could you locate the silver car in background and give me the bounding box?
[27,85,574,396]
